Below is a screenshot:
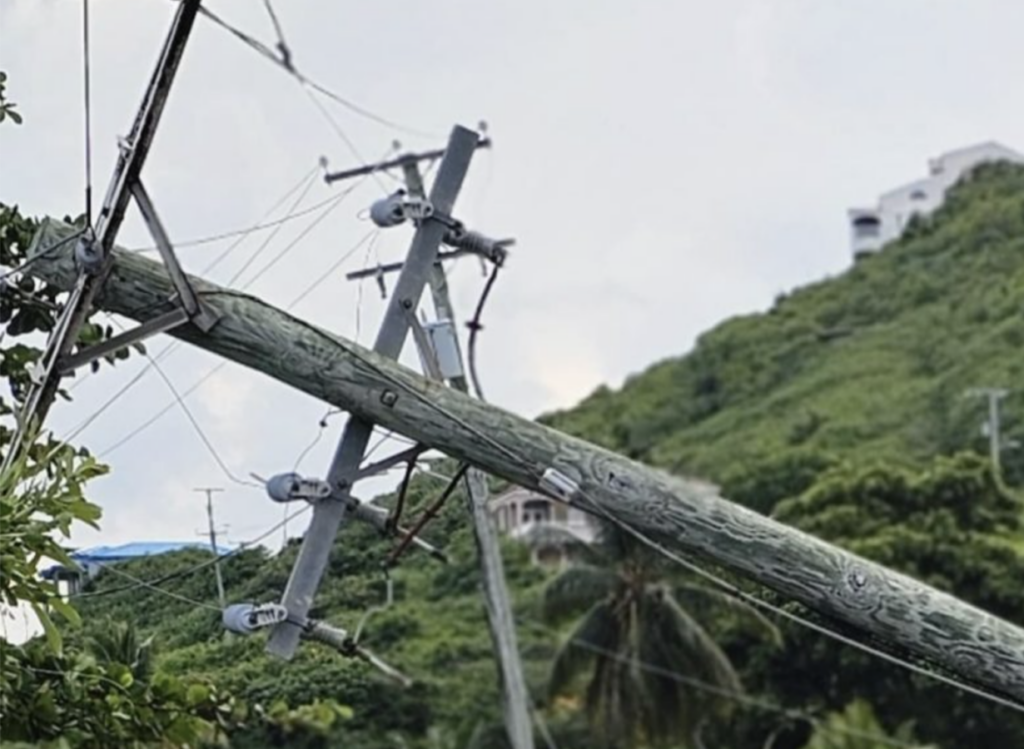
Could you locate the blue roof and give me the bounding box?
[71,541,233,561]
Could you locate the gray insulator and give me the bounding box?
[75,234,104,274]
[223,603,258,634]
[370,193,409,228]
[267,472,301,503]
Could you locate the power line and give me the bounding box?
[585,506,1024,714]
[192,3,438,139]
[61,176,366,452]
[466,261,502,401]
[304,86,390,195]
[74,503,313,600]
[0,229,87,281]
[82,0,94,226]
[224,169,321,288]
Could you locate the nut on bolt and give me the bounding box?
[381,389,399,407]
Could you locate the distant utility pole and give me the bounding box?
[195,487,227,610]
[965,387,1016,477]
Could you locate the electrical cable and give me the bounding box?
[303,86,390,195]
[0,229,87,281]
[261,0,292,70]
[105,316,262,489]
[573,495,1024,715]
[74,503,313,600]
[82,0,93,226]
[191,3,438,139]
[466,261,502,401]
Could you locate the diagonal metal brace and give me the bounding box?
[131,179,219,331]
[58,307,189,375]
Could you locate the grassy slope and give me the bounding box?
[546,163,1024,489]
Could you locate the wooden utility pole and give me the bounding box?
[965,387,1015,478]
[195,487,227,610]
[401,155,534,749]
[27,220,1024,706]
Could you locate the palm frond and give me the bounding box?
[548,600,619,702]
[542,565,618,623]
[676,582,783,647]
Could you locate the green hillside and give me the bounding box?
[547,161,1024,501]
[67,163,1024,749]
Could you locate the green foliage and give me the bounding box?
[544,164,1024,489]
[0,441,105,651]
[801,699,935,749]
[0,71,22,125]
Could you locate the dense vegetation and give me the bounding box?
[4,144,1024,747]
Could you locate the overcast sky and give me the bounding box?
[2,0,1023,637]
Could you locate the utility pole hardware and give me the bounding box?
[265,125,482,659]
[3,0,212,478]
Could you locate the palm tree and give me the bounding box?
[87,620,155,682]
[543,522,779,749]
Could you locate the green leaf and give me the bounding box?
[31,602,63,653]
[49,596,82,627]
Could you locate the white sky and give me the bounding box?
[2,0,1023,639]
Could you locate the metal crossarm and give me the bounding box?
[5,0,205,471]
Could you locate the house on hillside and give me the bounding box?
[41,541,231,595]
[848,141,1024,259]
[489,486,597,566]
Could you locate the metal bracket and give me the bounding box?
[407,309,444,381]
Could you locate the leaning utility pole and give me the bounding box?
[327,144,534,749]
[25,223,1024,706]
[265,125,482,660]
[195,487,227,610]
[965,387,1014,477]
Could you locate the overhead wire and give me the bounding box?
[106,317,262,489]
[61,168,371,452]
[466,260,502,401]
[74,502,313,600]
[82,0,94,226]
[191,3,438,139]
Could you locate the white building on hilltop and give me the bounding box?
[490,485,597,566]
[848,141,1024,259]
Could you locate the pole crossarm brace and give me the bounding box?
[6,0,210,472]
[323,137,492,185]
[26,220,1024,706]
